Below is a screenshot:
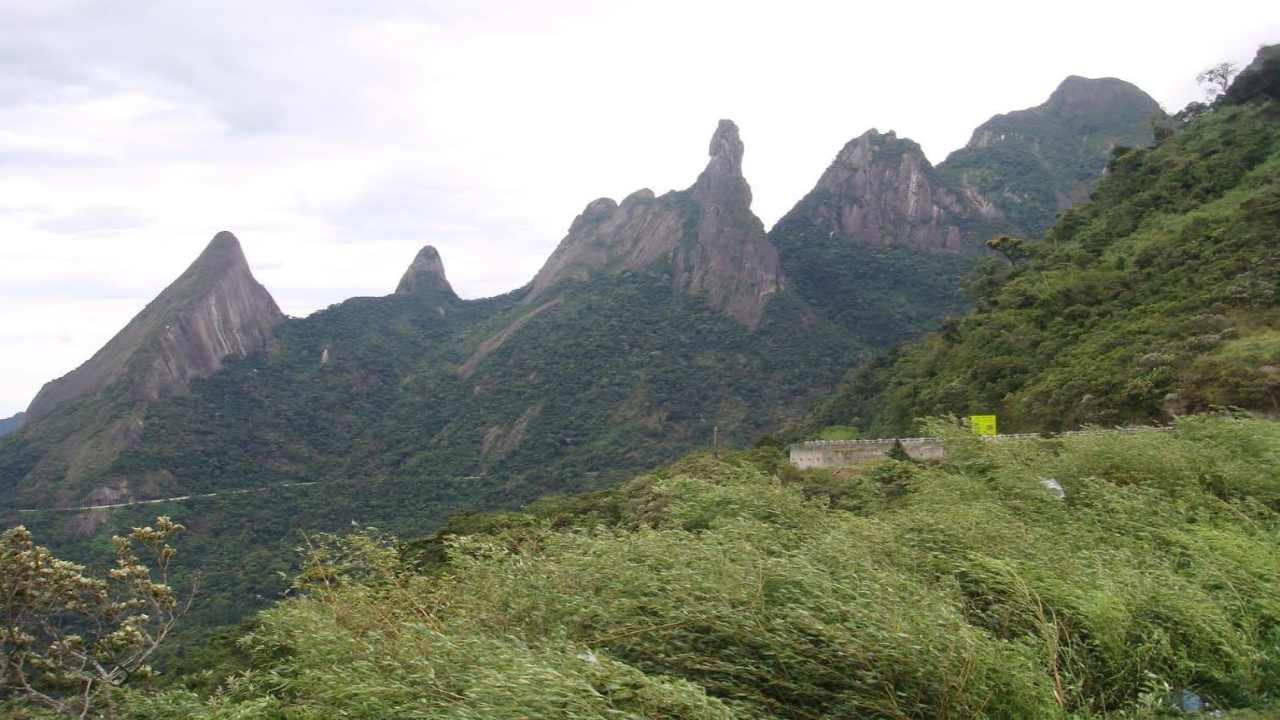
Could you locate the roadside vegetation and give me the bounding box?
[7,415,1272,718]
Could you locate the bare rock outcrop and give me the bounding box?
[782,129,969,251]
[395,245,456,297]
[527,120,782,328]
[776,75,1164,251]
[25,231,284,421]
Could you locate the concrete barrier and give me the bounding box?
[789,427,1170,469]
[789,437,946,469]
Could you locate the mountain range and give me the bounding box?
[812,46,1280,435]
[0,74,1166,634]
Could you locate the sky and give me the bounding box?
[1,0,1278,417]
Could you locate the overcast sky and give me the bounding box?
[1,0,1277,416]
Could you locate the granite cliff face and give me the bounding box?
[4,232,283,505]
[25,232,284,423]
[395,245,456,298]
[528,120,782,327]
[776,76,1162,256]
[781,130,972,252]
[766,128,986,346]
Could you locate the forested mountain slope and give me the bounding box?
[0,234,284,507]
[0,413,22,438]
[771,76,1161,348]
[938,75,1165,237]
[811,74,1280,436]
[1,121,851,514]
[0,76,1169,641]
[0,123,858,634]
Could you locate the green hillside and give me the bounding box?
[3,273,857,637]
[0,413,22,438]
[769,131,978,350]
[812,94,1280,437]
[35,416,1278,718]
[770,77,1162,355]
[937,76,1164,238]
[0,117,864,639]
[6,62,1280,719]
[111,274,854,498]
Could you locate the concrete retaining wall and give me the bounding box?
[789,427,1171,469]
[789,437,946,469]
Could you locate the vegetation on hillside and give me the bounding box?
[770,77,1162,355]
[770,209,976,349]
[9,415,1273,718]
[1,274,858,645]
[812,92,1280,436]
[0,413,23,439]
[937,76,1163,238]
[4,55,1279,720]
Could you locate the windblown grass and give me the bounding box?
[109,416,1279,719]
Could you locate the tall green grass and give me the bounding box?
[104,416,1279,719]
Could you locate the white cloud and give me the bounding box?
[0,0,1278,415]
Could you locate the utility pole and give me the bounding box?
[713,424,719,459]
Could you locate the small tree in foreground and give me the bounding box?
[0,517,188,718]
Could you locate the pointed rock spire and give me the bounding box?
[525,119,781,328]
[25,231,284,422]
[693,119,752,208]
[209,229,245,254]
[395,245,455,297]
[183,230,253,280]
[705,119,745,177]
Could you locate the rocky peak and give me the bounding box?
[707,119,745,174]
[395,245,456,297]
[963,76,1161,152]
[1042,75,1159,120]
[776,128,969,251]
[943,75,1162,235]
[833,129,901,166]
[526,120,782,327]
[204,229,248,265]
[693,119,752,208]
[25,231,284,422]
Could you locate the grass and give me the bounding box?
[89,415,1280,719]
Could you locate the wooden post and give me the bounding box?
[713,424,719,459]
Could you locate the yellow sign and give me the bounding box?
[970,415,998,437]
